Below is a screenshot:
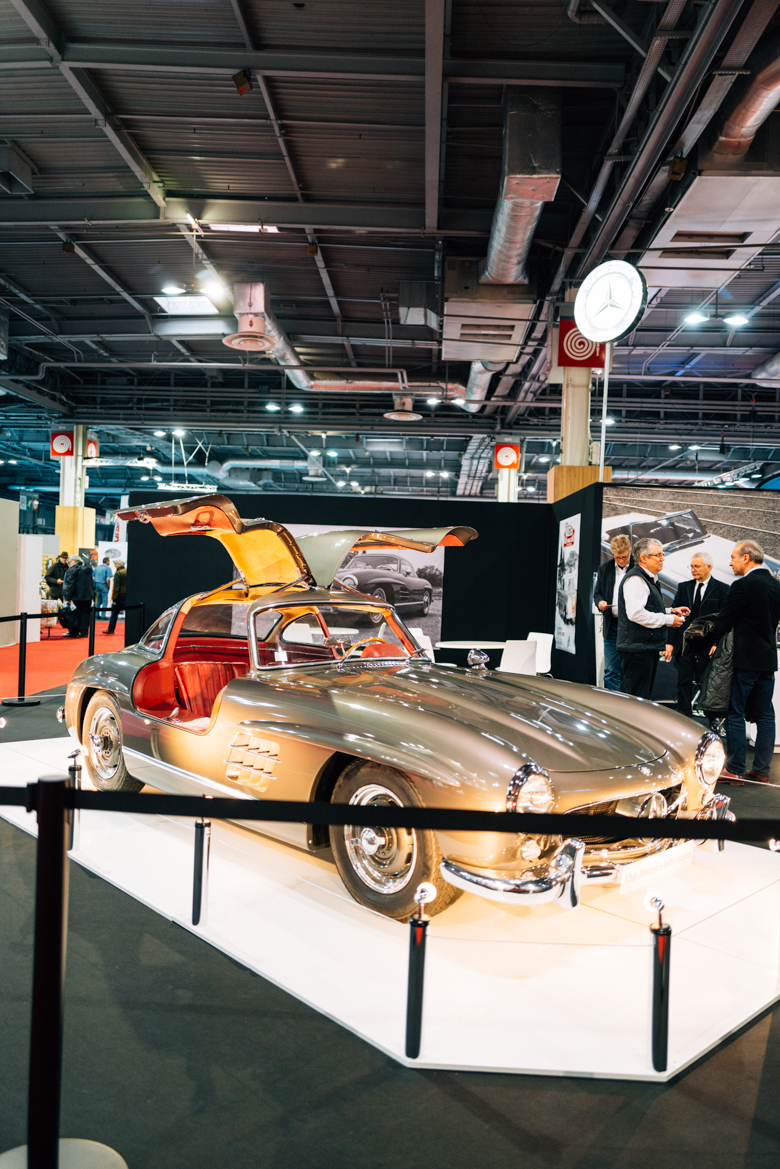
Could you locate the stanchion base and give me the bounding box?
[0,1140,128,1167]
[1,698,41,708]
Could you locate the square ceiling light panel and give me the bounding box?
[153,295,219,314]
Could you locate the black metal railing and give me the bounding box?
[0,603,145,706]
[0,781,778,1168]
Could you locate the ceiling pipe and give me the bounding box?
[578,0,748,275]
[460,361,506,414]
[714,55,780,154]
[479,89,561,285]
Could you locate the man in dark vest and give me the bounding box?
[617,538,690,700]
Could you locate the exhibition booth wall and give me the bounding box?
[126,487,605,686]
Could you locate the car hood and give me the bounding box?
[118,493,475,588]
[276,662,672,775]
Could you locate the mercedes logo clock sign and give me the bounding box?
[574,260,647,344]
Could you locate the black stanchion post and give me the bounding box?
[405,882,437,1060]
[192,817,212,926]
[88,604,96,657]
[3,613,40,708]
[27,775,70,1169]
[648,894,671,1073]
[67,749,82,853]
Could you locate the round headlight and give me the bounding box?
[507,764,554,814]
[695,732,725,786]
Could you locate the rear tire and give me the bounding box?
[329,760,460,920]
[82,691,143,792]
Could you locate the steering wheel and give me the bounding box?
[340,635,388,664]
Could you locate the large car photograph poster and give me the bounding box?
[284,523,444,644]
[555,513,580,654]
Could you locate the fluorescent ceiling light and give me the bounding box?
[326,449,338,457]
[202,280,228,300]
[426,471,435,477]
[206,223,279,233]
[684,311,709,325]
[172,428,186,437]
[309,449,320,457]
[688,444,701,450]
[440,471,450,478]
[289,404,304,414]
[140,475,150,481]
[538,455,550,463]
[426,397,441,406]
[265,403,280,412]
[154,429,166,437]
[668,444,681,450]
[336,480,346,487]
[350,481,359,488]
[605,417,615,426]
[723,313,749,327]
[452,397,465,406]
[153,474,163,481]
[154,295,218,315]
[527,485,536,492]
[162,284,185,296]
[8,459,16,465]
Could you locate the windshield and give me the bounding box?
[254,603,416,668]
[629,511,706,550]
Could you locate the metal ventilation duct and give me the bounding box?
[479,89,561,285]
[714,55,780,155]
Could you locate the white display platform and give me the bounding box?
[2,737,780,1082]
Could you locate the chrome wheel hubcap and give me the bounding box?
[87,708,121,782]
[345,784,416,894]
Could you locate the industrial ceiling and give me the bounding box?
[1,0,780,506]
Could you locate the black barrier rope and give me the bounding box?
[6,787,778,844]
[0,603,146,710]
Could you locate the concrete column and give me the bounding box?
[55,425,95,553]
[497,467,518,502]
[560,366,591,466]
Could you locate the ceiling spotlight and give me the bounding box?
[688,444,701,450]
[172,428,186,437]
[153,474,163,481]
[668,444,681,450]
[425,470,435,477]
[527,484,536,493]
[723,312,749,327]
[154,429,166,437]
[8,459,16,465]
[326,449,338,457]
[289,404,304,414]
[0,460,5,465]
[440,471,450,478]
[684,311,709,325]
[350,481,359,488]
[203,280,229,301]
[605,417,615,426]
[140,475,150,481]
[162,284,185,296]
[538,455,550,463]
[265,403,281,412]
[452,397,465,406]
[309,449,320,457]
[426,397,441,406]
[336,480,346,488]
[751,472,762,478]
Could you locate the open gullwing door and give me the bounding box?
[117,494,477,589]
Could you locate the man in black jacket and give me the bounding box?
[665,552,730,717]
[617,538,689,699]
[44,551,69,601]
[62,556,94,638]
[711,540,780,784]
[593,534,632,691]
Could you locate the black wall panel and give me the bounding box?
[124,488,602,679]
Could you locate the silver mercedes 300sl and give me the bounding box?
[62,494,729,920]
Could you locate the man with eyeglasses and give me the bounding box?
[617,538,690,699]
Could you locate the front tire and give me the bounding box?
[420,590,432,615]
[82,692,143,792]
[329,760,460,920]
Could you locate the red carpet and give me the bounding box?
[0,623,125,698]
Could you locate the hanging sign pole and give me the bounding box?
[599,341,612,484]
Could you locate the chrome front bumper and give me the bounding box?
[440,793,733,907]
[441,839,585,909]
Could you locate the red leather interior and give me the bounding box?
[361,641,405,658]
[174,661,246,719]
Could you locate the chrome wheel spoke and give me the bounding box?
[345,784,417,895]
